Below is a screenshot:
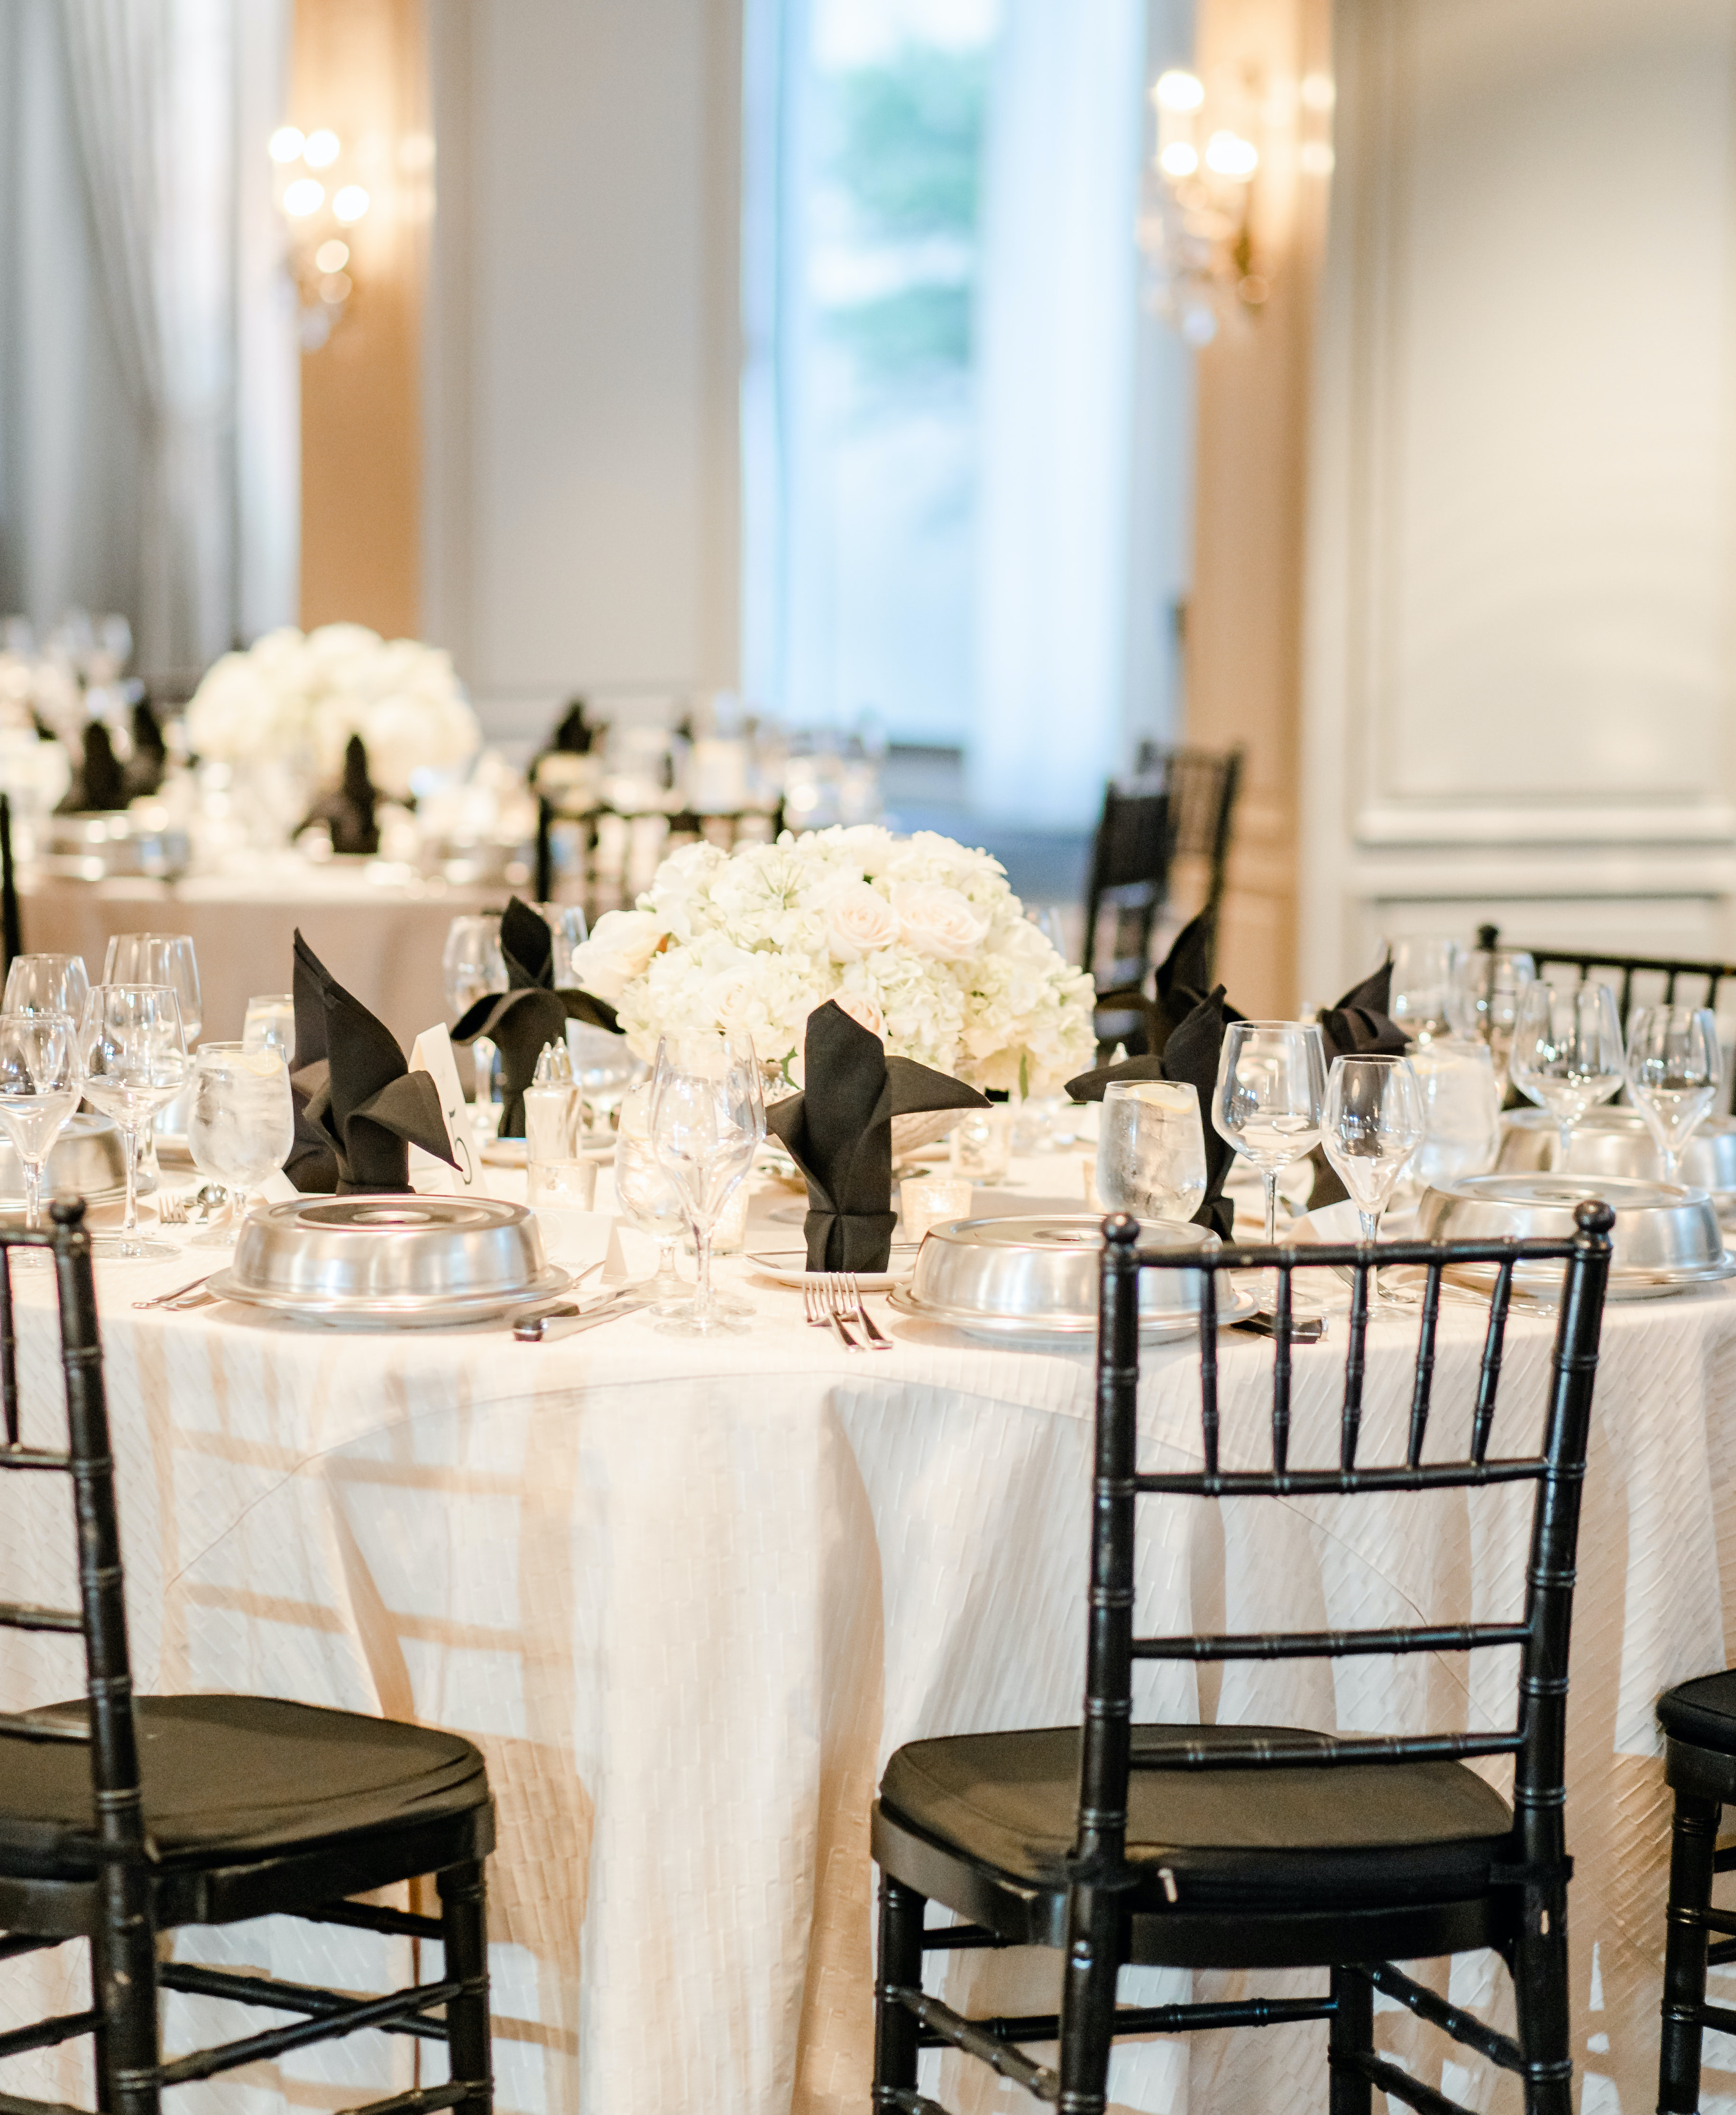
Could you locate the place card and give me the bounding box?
[408,1023,479,1191]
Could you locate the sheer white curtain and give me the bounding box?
[969,0,1148,828]
[60,0,295,686]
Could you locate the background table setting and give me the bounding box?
[3,837,1736,2115]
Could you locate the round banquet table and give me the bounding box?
[19,863,503,1049]
[0,1141,1730,2115]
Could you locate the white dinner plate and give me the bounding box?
[749,1246,919,1293]
[885,1283,1258,1346]
[481,1136,528,1168]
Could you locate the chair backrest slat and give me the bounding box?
[1083,1207,1613,1877]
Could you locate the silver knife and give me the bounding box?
[514,1293,653,1343]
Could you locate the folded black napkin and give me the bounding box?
[286,931,458,1195]
[1094,909,1221,1059]
[123,695,166,801]
[765,1001,987,1271]
[57,721,126,813]
[301,733,380,855]
[1065,984,1239,1239]
[451,896,621,1137]
[1307,958,1412,1209]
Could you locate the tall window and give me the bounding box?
[744,0,1192,830]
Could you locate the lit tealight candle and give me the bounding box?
[900,1175,973,1246]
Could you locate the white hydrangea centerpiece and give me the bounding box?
[569,824,1096,1094]
[185,624,481,802]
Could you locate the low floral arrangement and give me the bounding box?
[185,624,481,802]
[568,825,1096,1092]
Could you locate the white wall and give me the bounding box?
[424,0,743,746]
[1301,0,1736,995]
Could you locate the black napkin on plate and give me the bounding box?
[300,733,380,855]
[1306,957,1412,1209]
[57,722,126,813]
[451,896,621,1137]
[123,695,166,801]
[286,931,457,1195]
[764,1001,987,1271]
[1094,908,1223,1058]
[1065,984,1239,1239]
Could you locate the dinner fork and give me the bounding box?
[156,1190,189,1225]
[804,1278,861,1351]
[837,1274,891,1349]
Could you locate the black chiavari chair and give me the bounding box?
[870,1203,1615,2115]
[1652,1673,1736,2109]
[0,1198,496,2115]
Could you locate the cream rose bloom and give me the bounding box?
[826,987,887,1039]
[892,883,990,964]
[823,881,900,962]
[566,909,667,1003]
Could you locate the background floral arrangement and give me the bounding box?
[185,624,481,802]
[569,825,1097,1092]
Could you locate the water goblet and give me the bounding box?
[242,992,295,1063]
[443,914,507,1105]
[1509,981,1624,1170]
[1448,946,1535,1087]
[648,1030,764,1336]
[102,933,202,1043]
[78,984,190,1259]
[1625,1004,1722,1183]
[614,1082,690,1307]
[1212,1021,1328,1244]
[1385,936,1460,1046]
[1096,1080,1207,1223]
[568,1021,641,1134]
[532,903,589,987]
[3,954,90,1021]
[1323,1056,1427,1300]
[184,1042,294,1246]
[0,1012,80,1233]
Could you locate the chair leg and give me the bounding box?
[438,1861,492,2115]
[1056,1885,1120,2115]
[1510,1879,1574,2115]
[92,1867,160,2115]
[1659,1791,1721,2115]
[1327,1963,1373,2115]
[873,1872,925,2111]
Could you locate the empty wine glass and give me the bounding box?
[613,1079,690,1306]
[649,1030,764,1336]
[3,954,90,1021]
[102,933,202,1043]
[443,914,506,1105]
[1323,1054,1427,1252]
[78,984,190,1259]
[184,1042,294,1246]
[1625,1005,1722,1183]
[569,1021,642,1134]
[1096,1080,1207,1223]
[0,1013,80,1232]
[1386,937,1460,1046]
[242,992,295,1063]
[1212,1021,1329,1244]
[1449,946,1535,1087]
[1510,981,1625,1170]
[532,903,589,986]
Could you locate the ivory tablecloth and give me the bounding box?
[0,1163,1732,2115]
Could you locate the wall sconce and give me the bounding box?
[271,125,371,348]
[1139,64,1334,345]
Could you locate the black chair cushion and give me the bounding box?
[0,1695,489,1878]
[1658,1669,1736,1754]
[881,1723,1514,1915]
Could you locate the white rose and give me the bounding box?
[823,881,899,961]
[892,883,990,964]
[826,988,886,1039]
[567,909,667,1002]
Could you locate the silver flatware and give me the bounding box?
[134,1272,216,1310]
[514,1293,652,1343]
[840,1274,891,1348]
[805,1278,861,1351]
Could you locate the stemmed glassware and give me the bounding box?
[1449,946,1535,1087]
[443,914,507,1107]
[648,1030,764,1337]
[569,1023,642,1135]
[184,1042,295,1246]
[0,1013,81,1233]
[102,934,202,1044]
[78,986,191,1260]
[242,993,295,1063]
[1386,938,1460,1046]
[3,955,91,1021]
[1625,1005,1722,1183]
[1095,1080,1207,1223]
[1509,981,1625,1171]
[1212,1021,1328,1245]
[532,904,589,987]
[613,1079,691,1307]
[1322,1055,1427,1299]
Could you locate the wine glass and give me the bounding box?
[1212,1021,1328,1244]
[78,985,190,1259]
[1449,946,1535,1087]
[1385,937,1460,1046]
[3,954,90,1021]
[1323,1053,1426,1252]
[1096,1080,1207,1223]
[532,903,589,987]
[443,914,507,1105]
[1625,1005,1722,1183]
[184,1043,294,1246]
[0,1013,80,1232]
[569,1022,642,1134]
[242,992,295,1063]
[102,933,202,1043]
[648,1030,764,1337]
[613,1079,690,1306]
[1509,981,1625,1170]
